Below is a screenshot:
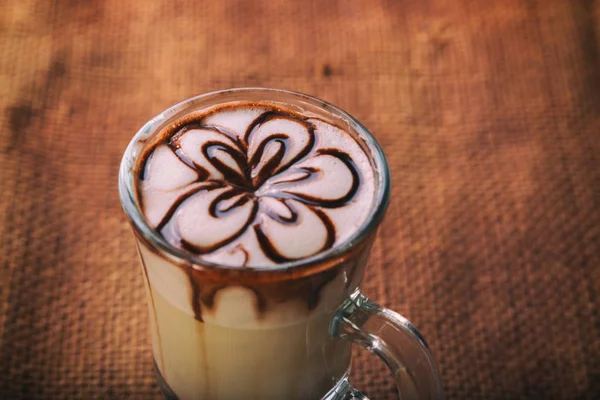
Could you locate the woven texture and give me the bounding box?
[1,0,599,399]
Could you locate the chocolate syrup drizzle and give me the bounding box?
[139,107,362,265]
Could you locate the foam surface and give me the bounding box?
[138,104,375,267]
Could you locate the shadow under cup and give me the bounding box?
[119,89,432,400]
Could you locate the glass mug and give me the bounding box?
[119,88,443,400]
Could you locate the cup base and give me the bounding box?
[153,359,179,400]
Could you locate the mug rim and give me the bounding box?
[118,87,391,277]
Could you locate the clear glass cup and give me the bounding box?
[119,88,443,400]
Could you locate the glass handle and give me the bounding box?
[330,290,444,400]
[323,376,369,400]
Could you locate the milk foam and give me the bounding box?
[138,104,375,267]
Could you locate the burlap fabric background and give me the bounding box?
[1,0,599,399]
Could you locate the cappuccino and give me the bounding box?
[132,101,378,399]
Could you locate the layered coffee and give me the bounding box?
[133,101,378,399]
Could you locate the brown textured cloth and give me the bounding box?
[1,0,599,399]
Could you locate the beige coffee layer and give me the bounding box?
[146,284,351,400]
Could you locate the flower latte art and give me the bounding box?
[138,102,375,267]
